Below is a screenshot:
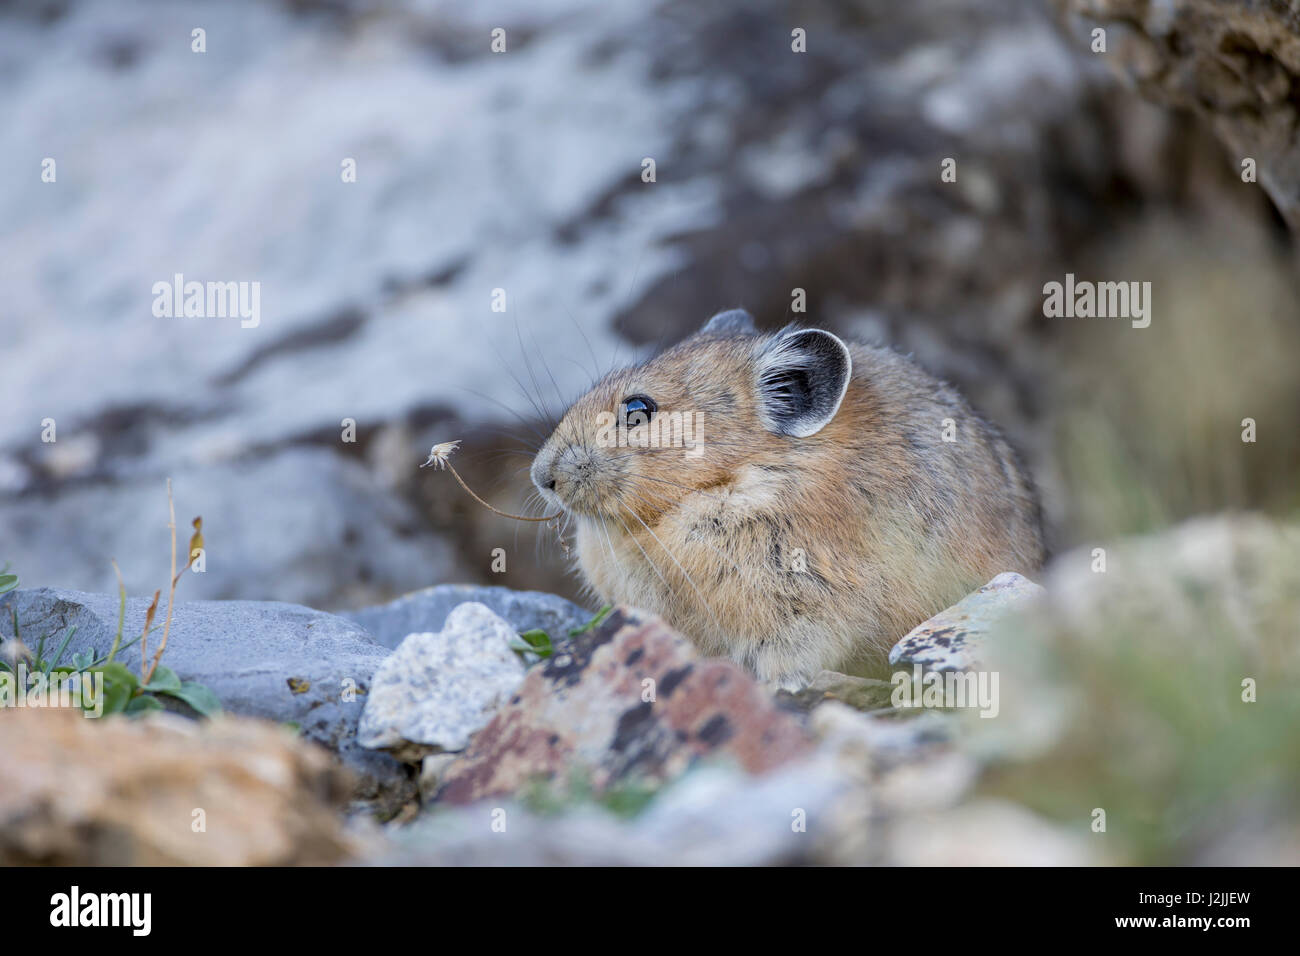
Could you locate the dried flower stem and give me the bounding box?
[143,478,192,686]
[107,559,127,664]
[422,440,560,522]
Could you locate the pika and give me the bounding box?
[531,309,1044,687]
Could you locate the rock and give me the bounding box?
[883,799,1102,866]
[963,516,1300,863]
[0,708,358,865]
[888,571,1044,672]
[345,584,590,650]
[810,699,958,770]
[627,756,863,865]
[418,754,459,805]
[0,587,415,814]
[357,602,527,760]
[434,606,815,805]
[1054,0,1300,229]
[387,754,861,866]
[0,448,455,611]
[777,669,896,713]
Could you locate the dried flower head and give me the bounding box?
[420,440,462,471]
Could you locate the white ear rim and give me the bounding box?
[755,328,853,438]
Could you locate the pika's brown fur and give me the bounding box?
[531,312,1044,687]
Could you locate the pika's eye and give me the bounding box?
[621,394,657,428]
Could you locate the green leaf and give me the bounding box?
[568,605,613,637]
[0,573,17,594]
[94,661,140,691]
[143,664,182,694]
[511,628,554,660]
[42,625,78,676]
[100,680,133,715]
[125,693,165,715]
[157,680,222,717]
[518,628,553,649]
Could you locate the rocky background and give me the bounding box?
[1,0,1298,866]
[3,0,1297,608]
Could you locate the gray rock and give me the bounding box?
[345,584,591,650]
[357,602,527,759]
[0,587,414,813]
[888,571,1044,672]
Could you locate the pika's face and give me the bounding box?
[530,310,852,528]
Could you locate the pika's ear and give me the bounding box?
[700,308,756,337]
[755,328,852,438]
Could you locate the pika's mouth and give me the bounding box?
[531,442,610,516]
[535,481,565,513]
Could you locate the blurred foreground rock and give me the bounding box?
[969,514,1300,863]
[0,708,357,865]
[1,587,415,813]
[392,754,860,866]
[4,517,1293,865]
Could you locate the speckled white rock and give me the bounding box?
[887,572,1044,672]
[358,602,526,758]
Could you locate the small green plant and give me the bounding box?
[518,766,659,820]
[0,483,221,718]
[511,628,554,659]
[510,605,613,662]
[568,605,613,637]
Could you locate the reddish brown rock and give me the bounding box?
[436,607,814,805]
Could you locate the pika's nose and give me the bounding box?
[530,450,558,494]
